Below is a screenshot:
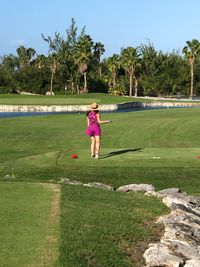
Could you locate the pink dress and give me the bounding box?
[86,111,101,137]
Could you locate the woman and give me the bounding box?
[86,102,111,159]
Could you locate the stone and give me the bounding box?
[143,243,184,267]
[143,187,200,266]
[159,188,181,195]
[116,183,155,193]
[60,178,83,185]
[3,174,16,180]
[184,259,200,267]
[162,239,200,260]
[46,91,55,95]
[83,182,114,190]
[188,196,200,206]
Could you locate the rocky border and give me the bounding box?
[58,178,200,267]
[1,101,200,113]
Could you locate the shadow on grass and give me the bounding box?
[101,148,143,159]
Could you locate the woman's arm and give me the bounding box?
[96,113,111,124]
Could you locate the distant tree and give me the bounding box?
[35,54,47,70]
[48,53,59,95]
[0,54,18,92]
[93,42,105,79]
[73,35,93,93]
[16,46,36,69]
[106,54,120,90]
[139,43,188,97]
[41,32,64,94]
[64,18,81,93]
[182,39,200,99]
[121,47,141,97]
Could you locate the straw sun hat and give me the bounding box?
[90,102,99,110]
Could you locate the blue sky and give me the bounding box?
[1,0,200,58]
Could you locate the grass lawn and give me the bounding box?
[59,185,167,267]
[0,107,200,266]
[0,182,59,267]
[0,93,139,105]
[0,108,200,193]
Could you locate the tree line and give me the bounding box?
[1,18,200,98]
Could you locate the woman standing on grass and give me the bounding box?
[86,102,112,159]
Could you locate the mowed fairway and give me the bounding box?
[0,107,200,266]
[0,108,200,193]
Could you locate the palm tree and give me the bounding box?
[93,42,105,79]
[121,47,140,97]
[16,46,27,69]
[73,35,93,93]
[182,39,200,99]
[26,48,36,65]
[106,54,120,89]
[48,53,59,95]
[35,54,46,70]
[16,46,36,69]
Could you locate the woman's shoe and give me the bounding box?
[95,154,99,159]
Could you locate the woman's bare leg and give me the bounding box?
[90,136,95,157]
[95,136,100,158]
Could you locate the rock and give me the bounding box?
[162,239,200,260]
[116,184,155,193]
[60,178,83,185]
[143,243,184,267]
[83,182,114,190]
[3,174,16,180]
[48,179,55,183]
[188,196,200,206]
[159,188,181,195]
[46,91,55,95]
[162,195,191,209]
[184,259,200,267]
[3,174,12,179]
[143,187,200,266]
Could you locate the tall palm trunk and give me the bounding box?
[50,71,54,95]
[129,74,133,97]
[190,62,194,99]
[99,65,102,79]
[113,72,116,88]
[134,76,138,97]
[83,72,87,93]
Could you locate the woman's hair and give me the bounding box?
[86,110,99,116]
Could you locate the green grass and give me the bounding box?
[0,182,59,267]
[0,93,198,105]
[1,107,200,266]
[0,108,200,193]
[0,93,138,105]
[59,185,168,267]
